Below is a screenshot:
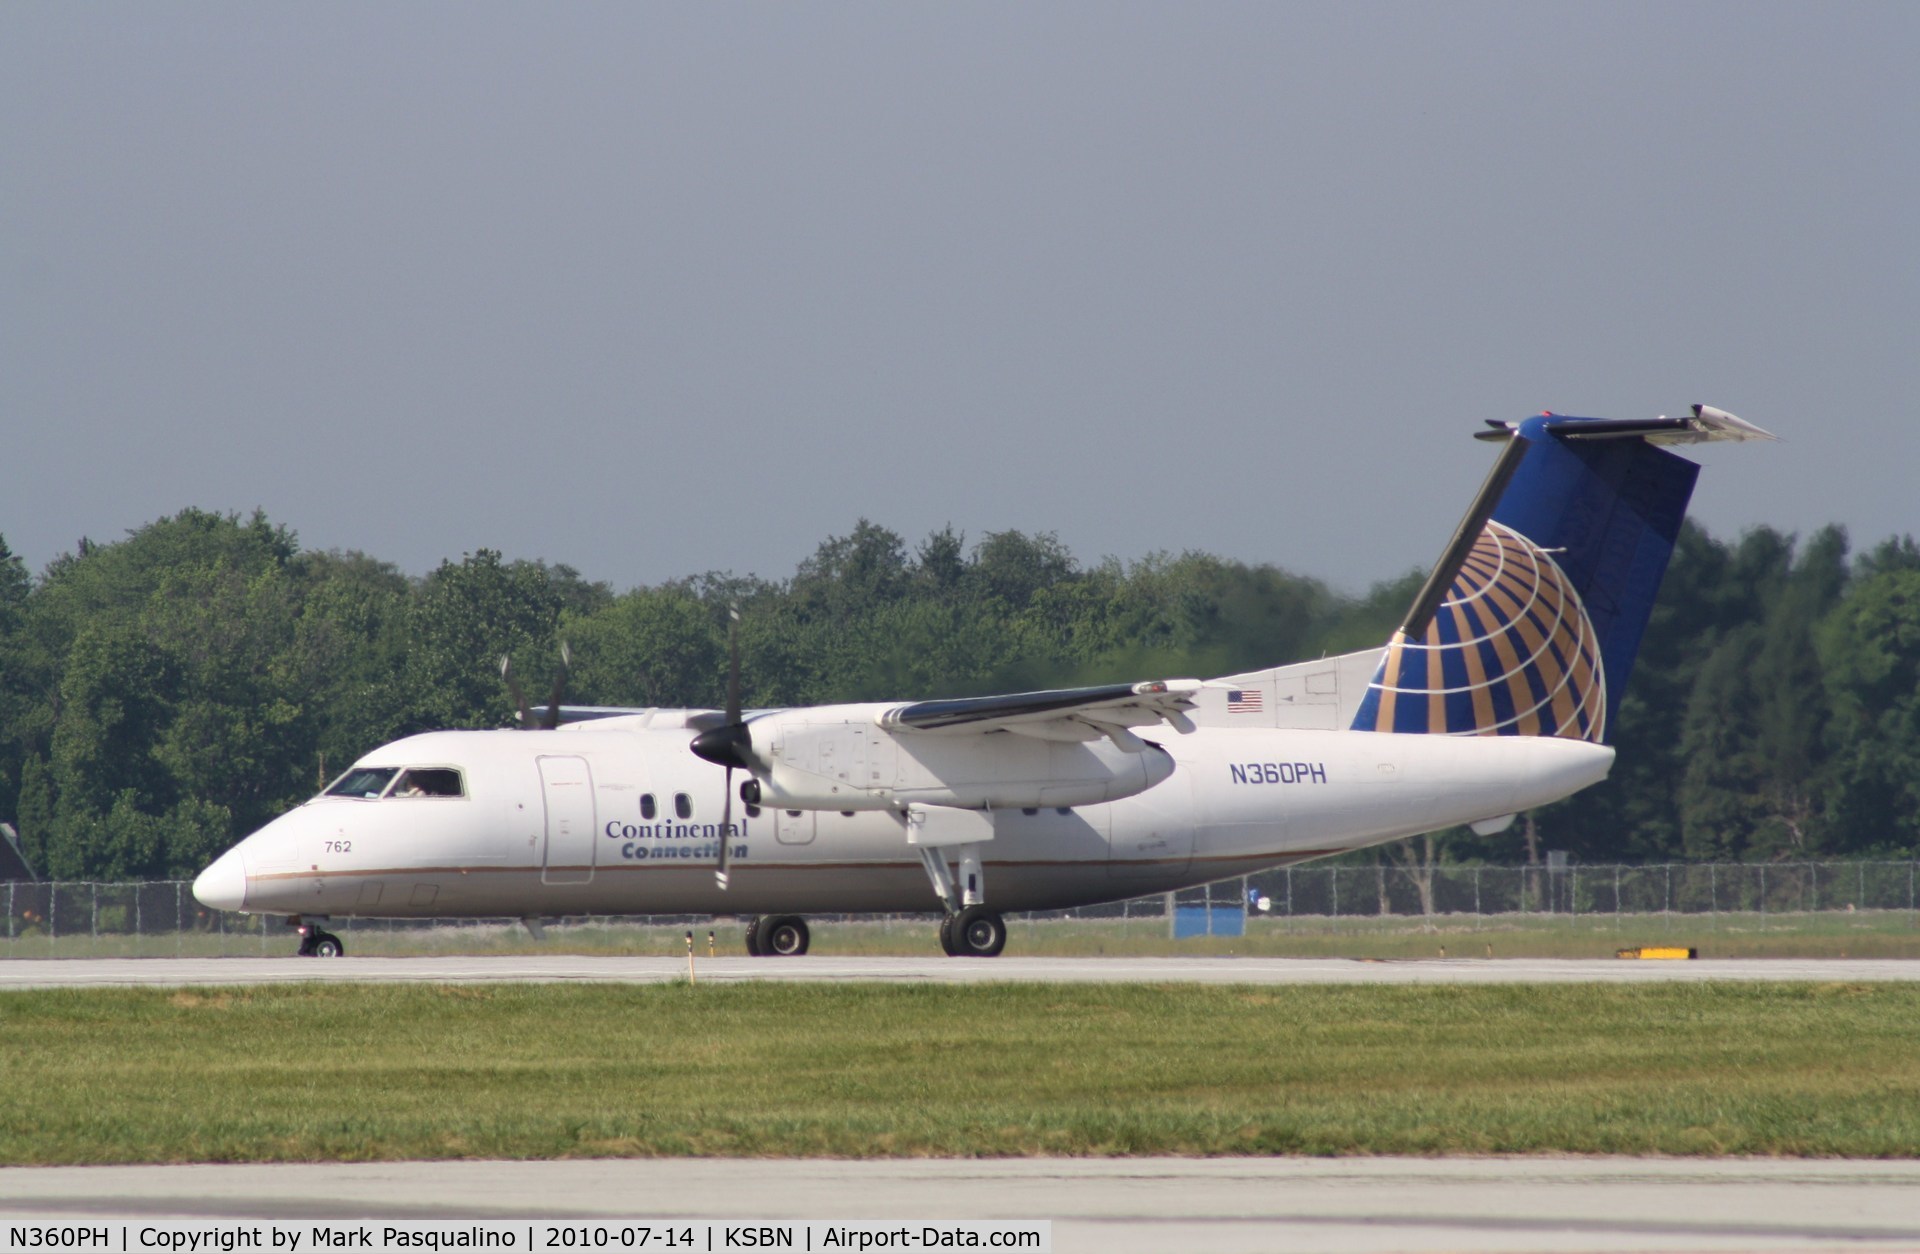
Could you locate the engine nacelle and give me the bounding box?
[741,707,1175,812]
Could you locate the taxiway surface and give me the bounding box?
[5,1157,1920,1253]
[3,954,1919,988]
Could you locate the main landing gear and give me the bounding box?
[745,914,811,956]
[291,916,345,958]
[938,905,1007,958]
[917,837,1007,957]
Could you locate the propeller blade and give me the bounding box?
[500,656,534,728]
[715,766,734,891]
[692,607,757,769]
[703,605,749,890]
[542,641,571,730]
[724,606,742,725]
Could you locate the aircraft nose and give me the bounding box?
[192,847,248,912]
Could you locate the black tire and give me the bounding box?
[762,915,810,956]
[949,907,1006,958]
[743,916,763,957]
[937,913,959,956]
[310,932,345,958]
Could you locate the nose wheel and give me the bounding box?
[292,919,345,958]
[939,906,1006,957]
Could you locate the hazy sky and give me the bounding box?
[4,3,1914,595]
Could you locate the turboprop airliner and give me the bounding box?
[193,405,1771,957]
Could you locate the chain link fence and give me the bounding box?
[3,861,1917,957]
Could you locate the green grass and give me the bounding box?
[3,982,1919,1163]
[8,909,1920,960]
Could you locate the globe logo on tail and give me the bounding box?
[1358,521,1606,741]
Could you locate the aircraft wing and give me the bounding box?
[537,705,736,731]
[876,679,1203,750]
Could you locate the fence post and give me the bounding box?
[91,883,98,939]
[1760,864,1766,916]
[1474,866,1481,917]
[1615,865,1621,922]
[175,881,184,957]
[1285,866,1292,917]
[1710,864,1716,914]
[1331,867,1339,919]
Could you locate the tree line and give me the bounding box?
[0,509,1915,881]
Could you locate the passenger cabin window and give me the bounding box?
[674,792,693,820]
[640,794,657,820]
[326,767,398,799]
[393,768,464,798]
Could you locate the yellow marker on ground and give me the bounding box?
[1616,946,1698,960]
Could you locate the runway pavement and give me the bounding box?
[7,958,1920,1251]
[5,1157,1920,1253]
[3,953,1920,988]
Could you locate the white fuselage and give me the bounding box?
[197,722,1612,919]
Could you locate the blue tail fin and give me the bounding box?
[1349,412,1720,742]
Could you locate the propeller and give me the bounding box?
[690,607,749,889]
[500,655,534,728]
[543,641,572,730]
[500,642,571,730]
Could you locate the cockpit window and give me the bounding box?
[326,767,399,799]
[393,768,464,798]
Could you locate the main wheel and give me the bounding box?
[937,913,959,956]
[949,907,1006,958]
[744,916,763,957]
[310,931,345,958]
[761,915,810,956]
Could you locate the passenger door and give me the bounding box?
[538,755,596,885]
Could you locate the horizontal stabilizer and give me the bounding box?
[1476,404,1776,445]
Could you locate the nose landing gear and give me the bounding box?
[290,917,345,958]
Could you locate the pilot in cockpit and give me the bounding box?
[326,766,464,800]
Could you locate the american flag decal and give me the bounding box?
[1227,689,1263,713]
